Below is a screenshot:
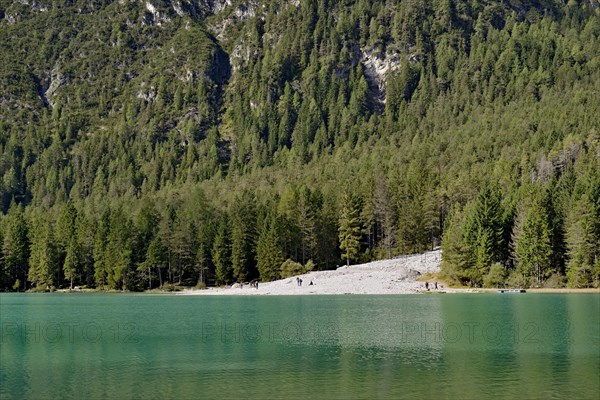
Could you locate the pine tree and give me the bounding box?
[442,185,507,287]
[194,243,210,286]
[28,214,59,290]
[566,194,600,288]
[145,236,167,289]
[277,185,302,262]
[473,186,505,265]
[395,163,435,254]
[57,202,80,289]
[172,215,196,285]
[212,218,232,286]
[134,199,160,272]
[339,191,362,266]
[515,196,553,287]
[297,186,319,265]
[2,205,30,291]
[56,202,77,249]
[93,210,110,289]
[315,195,340,270]
[63,240,80,290]
[256,216,285,281]
[460,186,507,285]
[442,205,476,285]
[76,212,95,287]
[373,176,396,258]
[542,184,567,276]
[104,208,133,290]
[158,207,176,284]
[230,191,258,282]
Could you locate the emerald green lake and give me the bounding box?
[1,294,598,399]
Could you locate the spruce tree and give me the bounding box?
[297,186,320,265]
[76,212,95,287]
[172,215,196,285]
[566,194,600,288]
[256,216,285,282]
[63,240,80,290]
[339,191,362,266]
[212,218,232,286]
[473,186,505,264]
[373,176,396,258]
[2,205,29,291]
[460,186,507,285]
[194,243,209,286]
[441,207,472,284]
[145,236,167,289]
[28,215,59,290]
[93,210,110,289]
[230,191,258,282]
[542,184,567,275]
[57,199,81,289]
[104,208,133,290]
[515,196,553,287]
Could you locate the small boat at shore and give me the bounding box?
[497,289,526,293]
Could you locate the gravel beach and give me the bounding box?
[181,250,444,295]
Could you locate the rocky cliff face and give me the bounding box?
[360,48,401,106]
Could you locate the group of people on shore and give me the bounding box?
[240,281,259,289]
[296,277,314,287]
[425,282,440,291]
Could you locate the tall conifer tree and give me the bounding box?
[339,191,362,266]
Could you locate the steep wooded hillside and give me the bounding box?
[1,0,599,290]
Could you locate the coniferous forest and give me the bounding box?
[1,0,599,291]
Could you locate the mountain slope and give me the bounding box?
[0,0,599,291]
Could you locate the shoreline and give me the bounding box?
[453,288,600,294]
[5,249,598,295]
[182,250,442,296]
[3,287,598,295]
[178,286,600,296]
[178,250,600,296]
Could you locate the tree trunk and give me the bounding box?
[198,266,204,285]
[178,259,182,285]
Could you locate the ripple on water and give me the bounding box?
[0,293,598,399]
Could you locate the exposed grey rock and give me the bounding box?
[136,83,157,102]
[18,0,48,12]
[45,65,68,108]
[360,47,401,105]
[142,1,172,26]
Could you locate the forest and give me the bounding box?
[0,0,599,291]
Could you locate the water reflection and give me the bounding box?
[0,294,598,399]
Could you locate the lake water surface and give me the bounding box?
[1,293,598,399]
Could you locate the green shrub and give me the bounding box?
[280,259,305,278]
[483,263,507,288]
